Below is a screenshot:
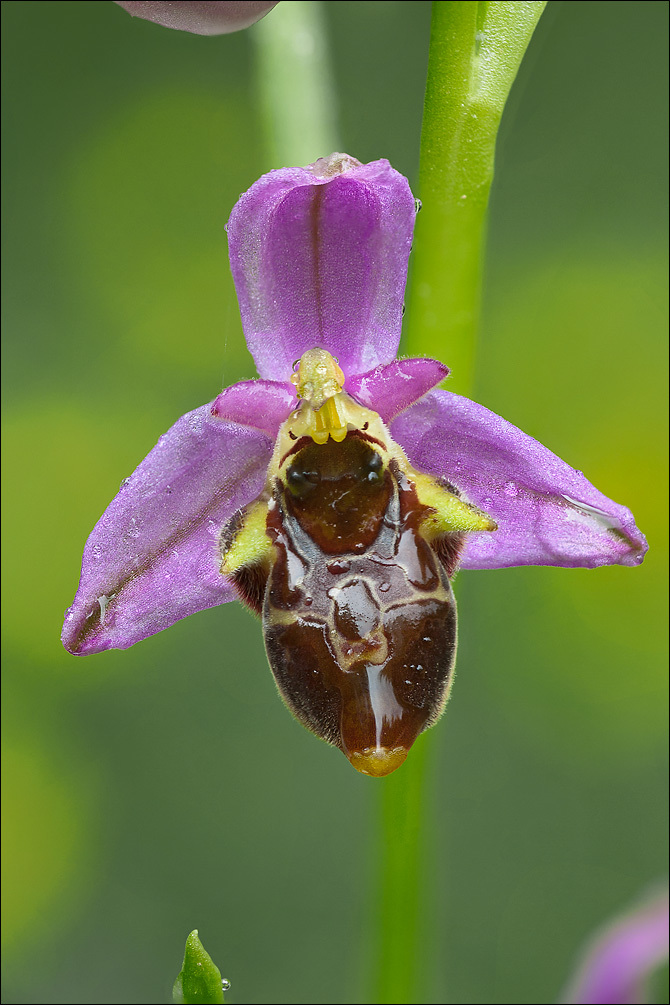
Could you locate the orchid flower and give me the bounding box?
[114,1,278,36]
[62,154,647,776]
[561,889,669,1005]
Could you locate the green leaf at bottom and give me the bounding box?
[173,930,226,1004]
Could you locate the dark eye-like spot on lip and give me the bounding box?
[286,465,320,496]
[365,450,384,482]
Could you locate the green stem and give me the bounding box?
[375,4,546,1003]
[404,0,546,393]
[371,734,436,1005]
[252,0,340,167]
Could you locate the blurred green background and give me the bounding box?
[1,2,667,1003]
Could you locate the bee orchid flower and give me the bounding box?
[62,154,647,776]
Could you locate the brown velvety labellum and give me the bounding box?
[263,436,457,776]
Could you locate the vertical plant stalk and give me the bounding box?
[404,0,547,392]
[252,0,340,168]
[370,733,437,1005]
[376,4,546,1004]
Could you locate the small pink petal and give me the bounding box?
[212,379,296,437]
[346,357,449,422]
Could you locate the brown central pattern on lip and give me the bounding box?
[262,440,457,774]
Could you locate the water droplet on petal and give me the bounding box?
[327,559,350,575]
[221,979,231,992]
[504,480,518,498]
[561,494,623,532]
[414,198,422,213]
[98,594,114,625]
[120,476,132,489]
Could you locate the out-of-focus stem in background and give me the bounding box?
[253,0,340,168]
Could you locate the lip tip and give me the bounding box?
[348,746,408,777]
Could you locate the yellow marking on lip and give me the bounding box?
[348,746,409,777]
[413,472,497,536]
[220,499,272,575]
